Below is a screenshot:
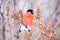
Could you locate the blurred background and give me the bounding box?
[0,0,60,40]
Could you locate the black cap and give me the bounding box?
[27,9,34,14]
